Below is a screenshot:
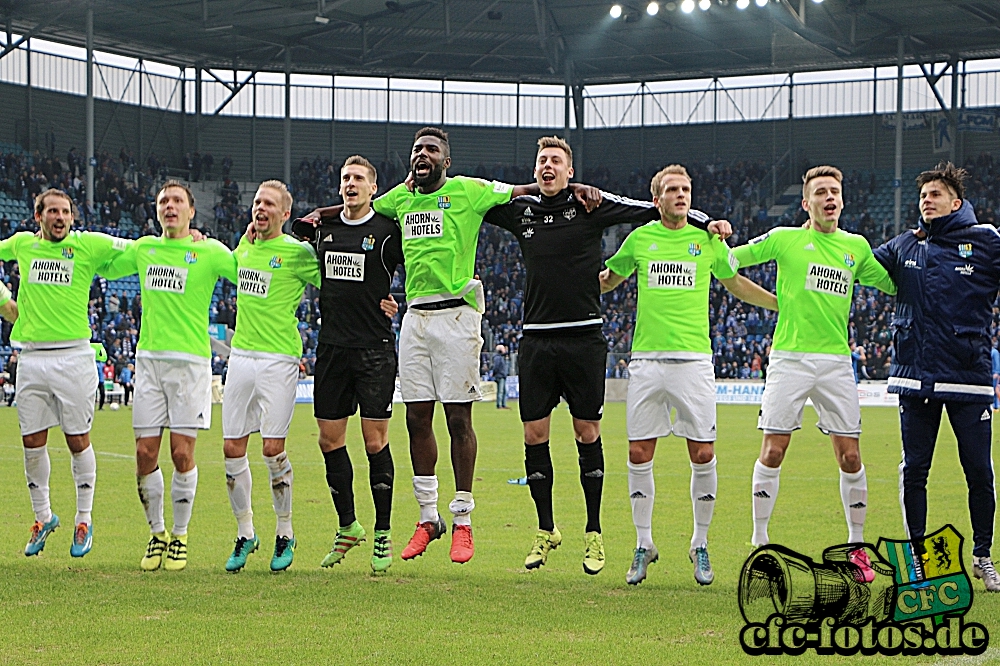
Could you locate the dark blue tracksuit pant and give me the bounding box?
[899,395,996,557]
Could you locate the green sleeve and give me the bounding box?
[731,231,778,269]
[98,238,139,280]
[465,177,514,216]
[214,241,238,283]
[0,280,11,307]
[0,233,19,261]
[710,237,738,279]
[604,233,637,278]
[372,186,404,219]
[855,245,897,295]
[295,242,321,288]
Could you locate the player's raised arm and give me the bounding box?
[0,282,17,322]
[855,246,897,295]
[599,268,627,294]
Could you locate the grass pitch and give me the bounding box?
[0,402,997,665]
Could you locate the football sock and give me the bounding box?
[690,456,717,550]
[367,445,394,532]
[751,460,780,546]
[264,452,294,538]
[225,455,254,539]
[413,475,439,524]
[840,465,867,543]
[24,445,53,524]
[525,442,555,532]
[627,459,655,549]
[449,491,475,526]
[323,447,355,528]
[71,445,97,526]
[171,467,198,536]
[577,438,604,534]
[137,467,165,534]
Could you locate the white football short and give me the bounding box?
[399,305,483,403]
[758,352,862,436]
[222,350,300,440]
[16,343,97,436]
[133,354,212,436]
[626,358,717,442]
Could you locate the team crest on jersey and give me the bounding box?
[61,247,74,259]
[437,196,451,209]
[361,235,376,251]
[184,251,198,264]
[523,228,534,239]
[958,243,973,258]
[689,243,702,257]
[843,253,855,268]
[563,207,576,220]
[269,255,283,269]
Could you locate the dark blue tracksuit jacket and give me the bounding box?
[874,201,998,557]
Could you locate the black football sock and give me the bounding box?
[367,444,394,532]
[323,447,356,528]
[525,442,555,532]
[577,437,604,534]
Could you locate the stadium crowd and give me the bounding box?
[6,147,1000,387]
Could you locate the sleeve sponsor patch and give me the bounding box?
[402,210,444,239]
[647,261,697,289]
[237,267,272,298]
[728,253,740,272]
[145,265,188,293]
[748,231,771,245]
[492,181,513,194]
[325,251,365,281]
[112,238,130,251]
[805,263,851,296]
[29,258,74,286]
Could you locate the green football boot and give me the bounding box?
[525,527,563,570]
[320,521,366,567]
[225,535,259,572]
[271,536,296,572]
[582,531,606,575]
[371,530,393,573]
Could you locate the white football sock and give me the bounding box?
[71,445,97,526]
[449,491,475,526]
[413,475,439,524]
[264,452,294,538]
[137,468,165,534]
[690,456,717,550]
[171,467,198,536]
[840,465,867,544]
[628,460,655,549]
[24,446,53,524]
[752,460,780,547]
[225,456,254,539]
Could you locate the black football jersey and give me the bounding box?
[484,189,709,332]
[292,210,403,348]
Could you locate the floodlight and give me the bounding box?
[610,3,623,18]
[736,0,749,7]
[314,15,330,23]
[699,0,710,9]
[681,0,695,12]
[647,2,659,15]
[811,0,823,2]
[755,0,767,6]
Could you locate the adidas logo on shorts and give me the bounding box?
[982,409,992,421]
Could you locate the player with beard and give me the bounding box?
[221,180,320,573]
[301,127,600,564]
[600,164,777,585]
[291,156,403,573]
[731,166,896,549]
[483,140,732,574]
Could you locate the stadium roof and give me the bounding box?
[5,0,1000,85]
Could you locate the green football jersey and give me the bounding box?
[606,222,736,356]
[731,226,896,356]
[0,230,130,343]
[105,235,237,358]
[372,176,513,311]
[232,234,320,358]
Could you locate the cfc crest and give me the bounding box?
[184,251,198,264]
[689,243,702,257]
[361,235,376,251]
[62,247,75,259]
[269,255,283,269]
[958,243,973,258]
[437,196,451,209]
[843,253,855,268]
